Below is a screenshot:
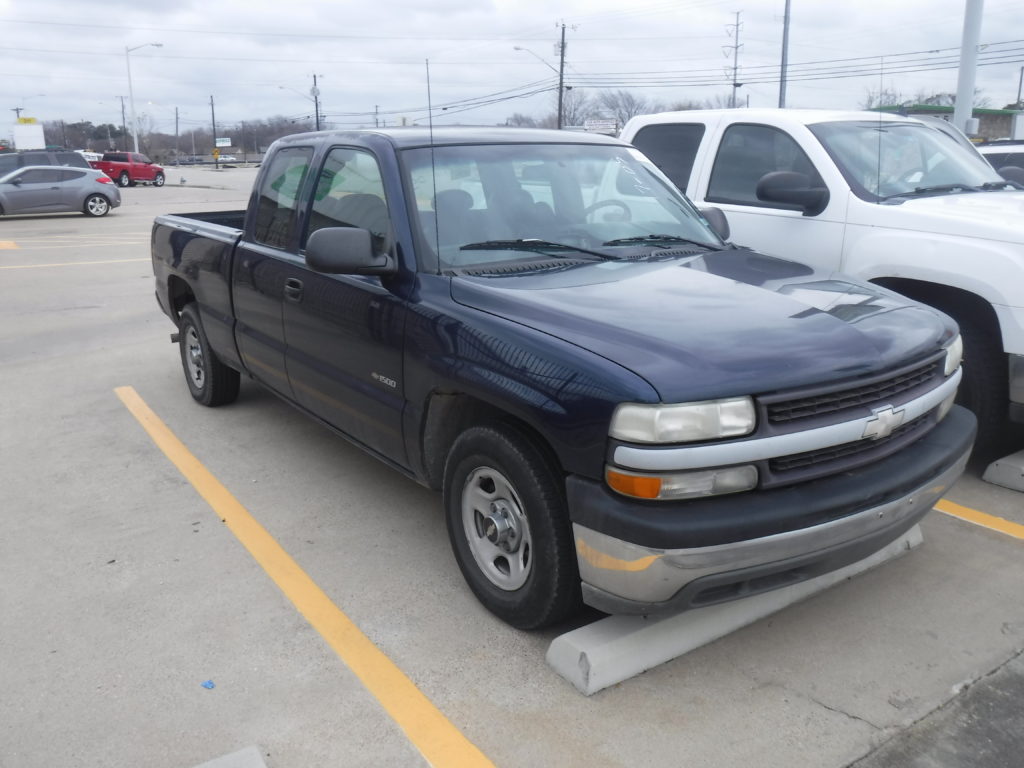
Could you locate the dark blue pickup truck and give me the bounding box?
[152,127,975,629]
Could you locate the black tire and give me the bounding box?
[117,172,130,187]
[153,172,165,187]
[178,303,240,407]
[955,314,1009,452]
[443,423,579,630]
[83,194,110,217]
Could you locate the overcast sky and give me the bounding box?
[2,0,1022,139]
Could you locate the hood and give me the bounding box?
[450,250,954,403]
[850,188,1024,244]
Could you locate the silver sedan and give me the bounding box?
[0,165,122,217]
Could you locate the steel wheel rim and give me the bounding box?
[461,466,532,591]
[154,174,164,187]
[87,196,108,215]
[184,326,205,389]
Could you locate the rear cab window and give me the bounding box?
[251,146,314,249]
[629,123,706,191]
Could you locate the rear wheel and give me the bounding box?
[153,172,165,187]
[83,194,110,217]
[443,423,579,629]
[117,172,130,187]
[178,303,240,406]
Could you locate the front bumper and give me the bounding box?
[568,405,975,615]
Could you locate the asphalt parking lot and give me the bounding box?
[2,166,1023,768]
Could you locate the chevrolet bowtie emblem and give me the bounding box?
[863,405,906,440]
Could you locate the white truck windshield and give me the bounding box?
[810,121,1004,201]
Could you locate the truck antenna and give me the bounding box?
[426,59,440,257]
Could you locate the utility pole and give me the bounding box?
[374,105,379,128]
[726,11,743,109]
[210,95,218,169]
[11,107,23,119]
[557,23,567,129]
[953,0,984,133]
[1016,65,1023,108]
[119,96,127,150]
[174,107,179,165]
[779,0,791,108]
[312,74,322,130]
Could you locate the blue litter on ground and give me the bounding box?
[201,680,215,689]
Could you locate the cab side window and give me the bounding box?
[707,124,823,207]
[629,123,706,191]
[252,146,313,249]
[304,147,390,252]
[18,169,63,183]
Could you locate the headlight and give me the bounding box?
[944,334,963,377]
[610,397,756,444]
[606,465,758,500]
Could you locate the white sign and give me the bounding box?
[215,137,231,147]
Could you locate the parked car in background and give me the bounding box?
[0,149,91,176]
[90,151,165,187]
[620,108,1024,449]
[219,155,238,162]
[976,141,1024,182]
[0,165,121,217]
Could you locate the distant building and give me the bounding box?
[873,104,1023,141]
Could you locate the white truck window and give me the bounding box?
[707,124,823,208]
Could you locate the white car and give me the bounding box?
[976,142,1024,181]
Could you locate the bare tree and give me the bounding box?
[860,87,908,110]
[505,113,538,127]
[597,90,660,127]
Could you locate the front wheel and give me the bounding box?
[83,194,110,217]
[117,172,130,187]
[178,303,240,406]
[153,172,165,187]
[955,315,1008,452]
[443,424,579,629]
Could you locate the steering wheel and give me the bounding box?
[583,199,632,221]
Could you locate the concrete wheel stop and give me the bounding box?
[547,525,924,696]
[982,449,1024,493]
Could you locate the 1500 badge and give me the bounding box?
[371,372,397,389]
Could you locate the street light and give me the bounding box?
[514,41,566,129]
[513,46,559,75]
[125,42,162,153]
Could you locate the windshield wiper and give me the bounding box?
[459,239,618,260]
[602,234,720,250]
[979,181,1014,191]
[883,183,979,200]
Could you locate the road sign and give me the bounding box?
[212,148,220,159]
[215,137,231,148]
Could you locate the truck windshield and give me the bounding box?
[402,142,720,271]
[809,120,1003,201]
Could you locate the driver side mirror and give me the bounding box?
[756,171,829,216]
[305,226,396,276]
[698,207,730,241]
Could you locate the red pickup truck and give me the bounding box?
[90,152,165,187]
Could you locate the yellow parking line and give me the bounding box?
[114,386,494,768]
[0,258,149,269]
[935,499,1024,541]
[0,241,18,249]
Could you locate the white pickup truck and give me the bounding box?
[620,108,1024,448]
